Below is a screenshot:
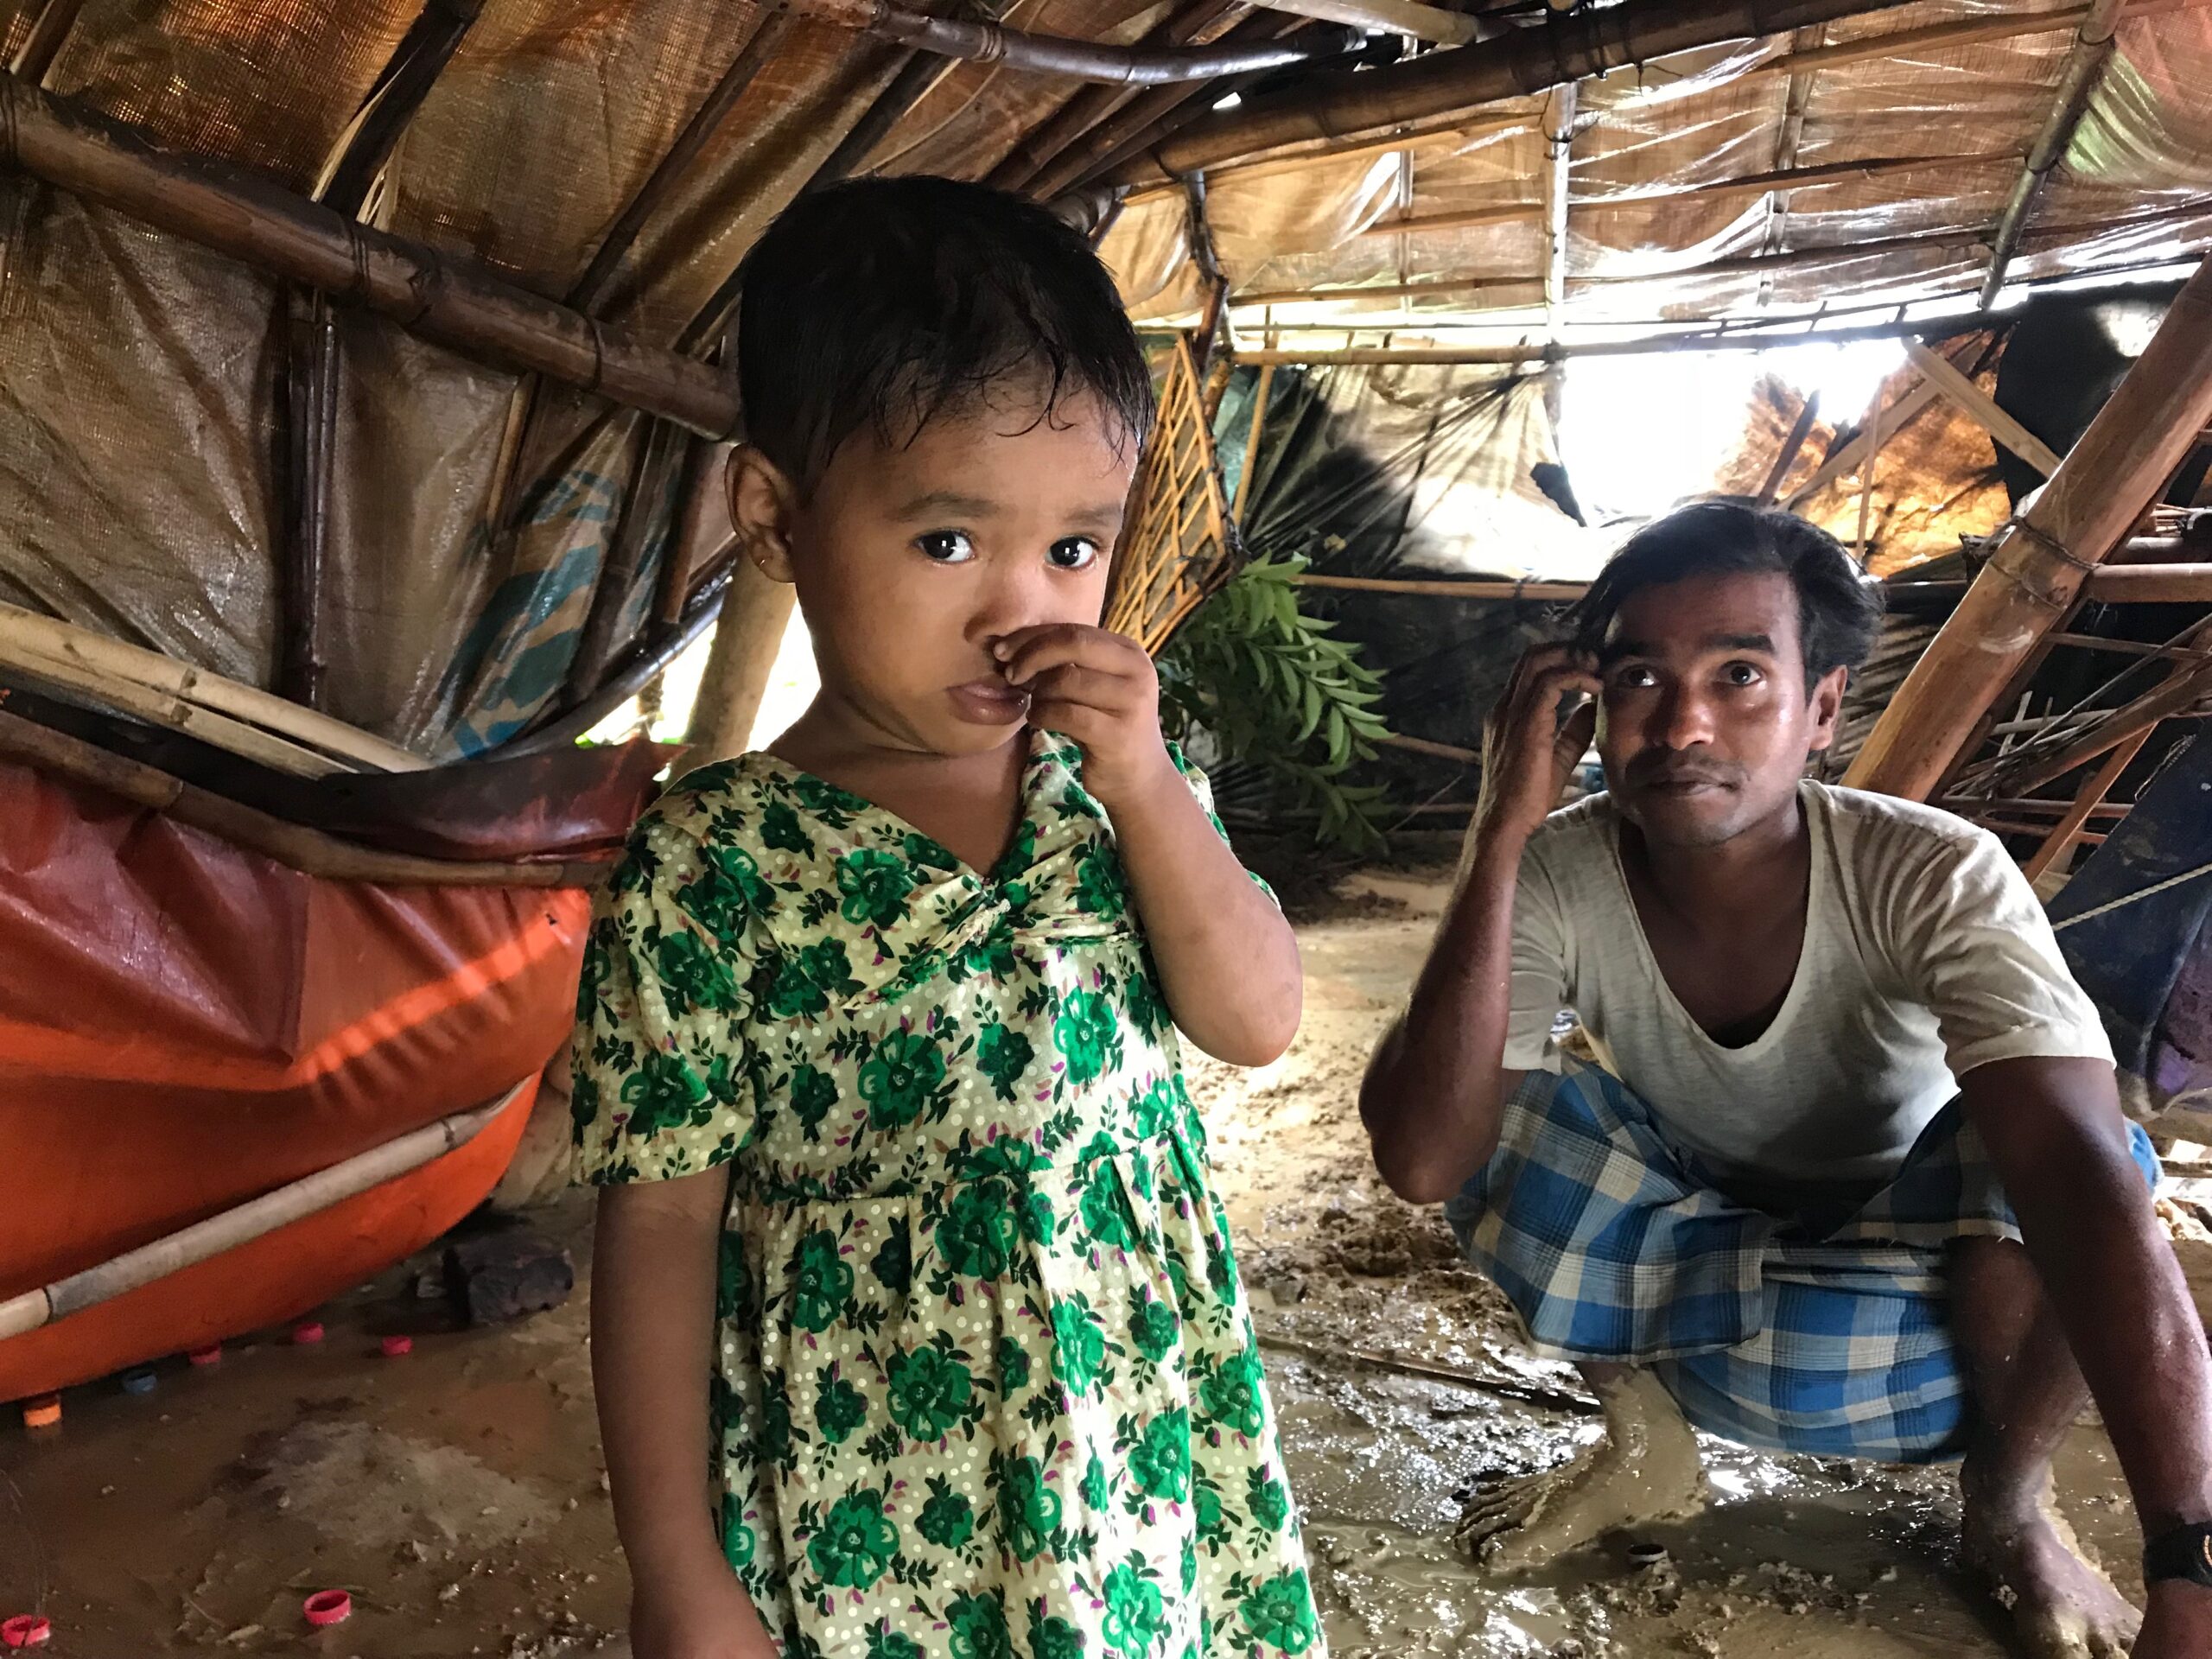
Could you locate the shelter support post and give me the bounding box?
[683,561,798,772]
[0,73,741,437]
[1841,253,2212,800]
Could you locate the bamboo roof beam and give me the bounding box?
[1103,0,1940,188]
[7,0,84,83]
[566,8,797,315]
[0,73,740,436]
[797,0,1361,84]
[315,0,482,217]
[1758,22,1824,307]
[1357,150,2021,239]
[1231,310,1984,365]
[1246,0,1489,46]
[1843,252,2212,800]
[1980,0,2124,308]
[1903,336,2064,476]
[986,0,1238,192]
[1539,83,1576,346]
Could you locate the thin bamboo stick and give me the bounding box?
[1232,361,1276,519]
[1233,311,1978,366]
[1845,255,2212,799]
[1758,391,1821,505]
[0,709,609,887]
[1106,0,1929,187]
[987,0,1238,191]
[798,0,1360,84]
[1297,573,1588,600]
[1244,0,1486,46]
[507,561,731,753]
[1855,367,1885,563]
[0,1084,528,1344]
[1904,336,2064,476]
[0,73,741,437]
[567,10,796,315]
[1980,0,2123,308]
[1376,730,1481,763]
[7,0,86,82]
[0,601,423,771]
[2021,728,2149,882]
[1120,111,1529,203]
[314,0,483,215]
[1998,657,2212,796]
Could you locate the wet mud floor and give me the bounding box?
[5,861,2210,1656]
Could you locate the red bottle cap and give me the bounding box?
[292,1320,325,1345]
[302,1589,352,1627]
[187,1344,222,1367]
[379,1334,413,1357]
[1,1615,52,1648]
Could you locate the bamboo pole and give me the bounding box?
[2082,563,2212,603]
[1996,655,2212,795]
[987,0,1238,191]
[314,0,483,215]
[1104,0,1929,188]
[1854,369,1885,564]
[566,10,797,315]
[2021,728,2149,882]
[507,560,732,753]
[1843,254,2212,800]
[1121,111,1529,203]
[0,73,741,437]
[1232,362,1277,519]
[0,601,423,771]
[1539,82,1576,353]
[1758,391,1821,505]
[1232,310,1982,366]
[681,559,799,772]
[1245,0,1487,46]
[1903,337,2064,476]
[1028,11,1315,199]
[1980,0,2124,308]
[0,709,607,887]
[1376,730,1482,763]
[0,1084,528,1344]
[6,0,86,82]
[798,0,1359,84]
[1298,573,1590,600]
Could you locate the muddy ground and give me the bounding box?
[5,859,2210,1657]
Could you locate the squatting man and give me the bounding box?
[1362,499,2212,1658]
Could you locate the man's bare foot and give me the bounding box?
[1458,1369,1708,1573]
[1961,1461,2142,1659]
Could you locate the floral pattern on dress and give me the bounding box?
[575,731,1324,1659]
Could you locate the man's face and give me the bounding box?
[1594,569,1847,848]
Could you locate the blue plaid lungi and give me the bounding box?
[1444,1064,2161,1463]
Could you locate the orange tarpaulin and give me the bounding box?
[0,761,594,1400]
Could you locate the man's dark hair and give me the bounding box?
[1567,498,1885,690]
[734,176,1155,493]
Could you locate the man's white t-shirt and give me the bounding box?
[1504,782,2113,1200]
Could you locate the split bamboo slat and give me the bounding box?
[2020,728,2151,883]
[1844,255,2212,799]
[1903,338,2064,477]
[0,601,423,772]
[1104,337,1238,654]
[0,1084,528,1344]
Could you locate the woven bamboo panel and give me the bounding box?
[1105,337,1237,656]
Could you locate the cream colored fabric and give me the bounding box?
[1503,782,2113,1196]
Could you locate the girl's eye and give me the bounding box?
[918,531,975,564]
[1047,537,1100,572]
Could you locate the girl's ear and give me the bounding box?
[728,446,799,584]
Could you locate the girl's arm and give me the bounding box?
[592,1176,779,1659]
[1002,622,1301,1065]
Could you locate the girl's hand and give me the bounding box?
[997,623,1179,811]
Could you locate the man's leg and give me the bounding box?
[1950,1236,2142,1659]
[1459,1363,1708,1571]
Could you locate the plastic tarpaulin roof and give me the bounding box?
[0,0,2205,760]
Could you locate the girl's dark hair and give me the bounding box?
[734,176,1156,493]
[1567,498,1885,690]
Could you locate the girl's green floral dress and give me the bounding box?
[573,730,1325,1659]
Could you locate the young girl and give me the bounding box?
[575,178,1325,1659]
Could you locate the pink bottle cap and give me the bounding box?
[1,1616,52,1648]
[187,1344,222,1367]
[292,1320,325,1345]
[379,1334,413,1357]
[302,1589,352,1627]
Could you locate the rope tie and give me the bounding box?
[2053,858,2212,931]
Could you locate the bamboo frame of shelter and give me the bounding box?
[1105,337,1240,657]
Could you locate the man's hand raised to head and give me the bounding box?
[1472,645,1601,855]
